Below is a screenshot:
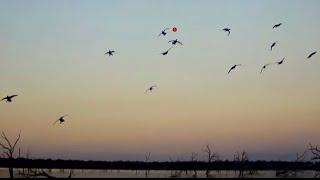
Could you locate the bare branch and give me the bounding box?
[145,152,151,162]
[0,131,22,159]
[296,149,308,162]
[12,130,21,150]
[1,132,13,149]
[202,145,217,163]
[309,143,320,161]
[191,152,198,162]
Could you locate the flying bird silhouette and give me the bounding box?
[228,64,242,74]
[161,46,174,56]
[53,115,68,125]
[146,85,157,94]
[168,39,183,46]
[104,50,116,56]
[275,57,285,65]
[1,95,18,102]
[307,51,317,59]
[158,28,169,37]
[222,28,231,36]
[270,41,277,51]
[273,23,282,29]
[260,64,271,74]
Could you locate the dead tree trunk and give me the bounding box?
[144,152,151,178]
[0,131,21,179]
[202,145,218,178]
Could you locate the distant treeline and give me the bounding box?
[0,158,319,171]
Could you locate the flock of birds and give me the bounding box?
[1,22,318,126]
[224,23,317,74]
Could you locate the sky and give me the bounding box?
[0,0,320,161]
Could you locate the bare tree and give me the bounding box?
[168,156,183,178]
[0,131,21,178]
[16,149,74,179]
[233,151,256,178]
[276,149,308,178]
[309,144,320,161]
[190,152,198,178]
[309,144,320,178]
[144,152,151,178]
[18,168,74,178]
[202,144,218,177]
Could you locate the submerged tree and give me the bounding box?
[233,150,256,178]
[202,144,218,178]
[275,149,308,178]
[309,144,320,178]
[0,131,21,178]
[18,168,74,179]
[144,152,151,178]
[190,152,198,178]
[309,144,320,161]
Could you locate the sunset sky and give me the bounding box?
[0,0,320,161]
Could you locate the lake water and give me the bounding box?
[0,168,318,178]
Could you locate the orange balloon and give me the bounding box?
[172,27,177,32]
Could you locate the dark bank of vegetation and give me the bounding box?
[0,131,320,178]
[0,158,320,171]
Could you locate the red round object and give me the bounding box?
[172,27,177,32]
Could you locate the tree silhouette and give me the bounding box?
[0,131,21,178]
[202,144,218,177]
[309,144,320,178]
[144,152,151,177]
[276,149,308,178]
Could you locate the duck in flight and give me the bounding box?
[168,39,183,46]
[104,50,116,56]
[222,28,231,36]
[228,64,242,74]
[307,51,317,59]
[273,23,282,29]
[161,46,174,56]
[146,85,157,94]
[275,57,285,65]
[260,64,271,74]
[270,41,277,51]
[158,28,169,37]
[1,95,18,102]
[53,115,68,125]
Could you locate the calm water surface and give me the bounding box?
[0,168,318,178]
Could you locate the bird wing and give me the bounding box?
[308,52,317,58]
[260,65,268,74]
[271,43,276,50]
[177,41,183,45]
[168,40,174,43]
[273,23,281,28]
[167,46,174,51]
[228,67,233,74]
[0,97,6,101]
[53,119,59,125]
[10,95,18,98]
